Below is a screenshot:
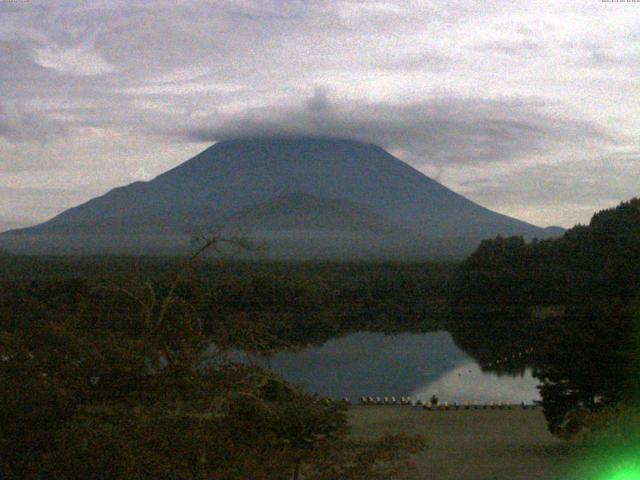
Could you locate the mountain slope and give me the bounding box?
[221,192,406,236]
[6,138,550,241]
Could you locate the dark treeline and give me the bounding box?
[449,198,640,437]
[0,257,454,352]
[0,245,427,479]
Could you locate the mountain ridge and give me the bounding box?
[2,137,562,257]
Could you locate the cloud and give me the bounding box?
[34,43,115,76]
[0,102,67,143]
[452,150,640,227]
[0,0,638,229]
[171,90,613,166]
[306,86,331,112]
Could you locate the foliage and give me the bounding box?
[0,259,452,352]
[0,238,426,479]
[449,198,640,438]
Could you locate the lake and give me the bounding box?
[246,331,541,403]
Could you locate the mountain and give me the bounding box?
[1,138,561,258]
[223,192,404,235]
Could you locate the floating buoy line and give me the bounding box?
[312,346,541,410]
[315,396,539,410]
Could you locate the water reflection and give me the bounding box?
[252,331,540,402]
[411,362,540,403]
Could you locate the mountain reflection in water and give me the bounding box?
[412,362,540,403]
[250,332,540,401]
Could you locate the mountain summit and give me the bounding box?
[3,138,559,257]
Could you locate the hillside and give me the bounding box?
[221,192,404,235]
[2,138,560,257]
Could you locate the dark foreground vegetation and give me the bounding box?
[0,246,435,479]
[2,198,640,478]
[0,255,452,351]
[449,198,640,440]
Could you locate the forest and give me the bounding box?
[0,252,440,479]
[0,256,453,351]
[1,198,639,478]
[449,198,640,439]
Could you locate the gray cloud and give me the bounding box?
[0,0,638,229]
[371,50,452,72]
[475,39,543,56]
[306,87,331,112]
[172,91,612,166]
[454,151,640,227]
[0,101,68,144]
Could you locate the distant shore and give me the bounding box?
[348,406,573,480]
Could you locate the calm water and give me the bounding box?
[249,332,540,403]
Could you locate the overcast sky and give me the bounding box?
[1,0,639,231]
